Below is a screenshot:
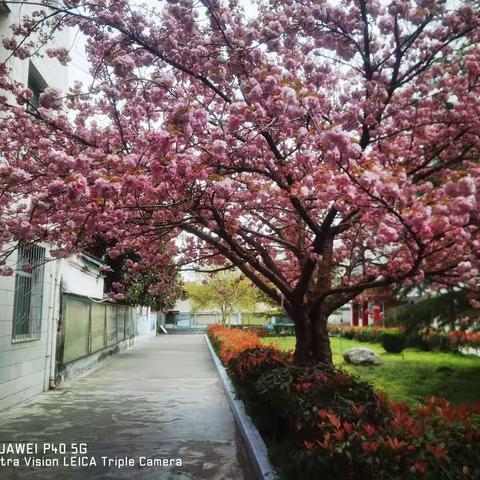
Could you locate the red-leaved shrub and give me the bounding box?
[208,325,480,479]
[207,323,262,364]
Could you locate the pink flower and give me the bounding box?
[377,225,399,243]
[39,87,63,110]
[0,266,13,276]
[46,47,71,66]
[281,86,297,104]
[7,168,29,184]
[113,55,135,77]
[212,140,227,155]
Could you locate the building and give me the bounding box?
[0,246,110,409]
[329,303,353,325]
[164,297,243,329]
[0,1,72,410]
[135,305,159,339]
[351,288,397,327]
[164,295,354,329]
[0,4,155,411]
[55,253,140,385]
[0,243,151,410]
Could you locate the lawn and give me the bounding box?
[263,336,480,406]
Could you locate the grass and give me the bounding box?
[263,336,480,406]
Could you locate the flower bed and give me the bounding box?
[450,330,480,349]
[329,325,480,353]
[230,324,271,337]
[328,325,402,343]
[208,325,480,480]
[208,323,263,364]
[424,328,480,351]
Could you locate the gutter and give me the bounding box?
[204,335,278,480]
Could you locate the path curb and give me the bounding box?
[204,335,278,480]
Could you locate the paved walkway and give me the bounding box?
[0,335,253,480]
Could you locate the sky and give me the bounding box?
[68,0,259,86]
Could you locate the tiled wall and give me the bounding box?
[0,250,59,410]
[0,4,70,410]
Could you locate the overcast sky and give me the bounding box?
[68,0,260,86]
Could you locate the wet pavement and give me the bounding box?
[0,335,253,480]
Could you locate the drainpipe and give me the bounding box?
[44,258,61,390]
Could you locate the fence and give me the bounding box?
[58,293,136,366]
[163,311,273,328]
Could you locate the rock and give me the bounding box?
[343,347,382,366]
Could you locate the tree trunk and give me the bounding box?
[291,304,333,366]
[311,305,333,365]
[293,308,313,364]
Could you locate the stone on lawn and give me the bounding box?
[343,347,382,366]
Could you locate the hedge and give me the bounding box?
[208,325,480,480]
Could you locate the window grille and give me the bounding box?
[12,244,46,342]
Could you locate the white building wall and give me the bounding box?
[329,303,353,325]
[0,248,60,410]
[136,306,157,339]
[0,4,70,410]
[0,4,70,93]
[0,251,106,410]
[61,257,105,299]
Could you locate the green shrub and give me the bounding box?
[381,333,406,353]
[331,326,402,343]
[408,330,452,352]
[342,328,356,339]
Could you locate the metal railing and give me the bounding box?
[12,244,45,343]
[58,293,136,366]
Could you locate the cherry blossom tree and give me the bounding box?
[0,0,480,364]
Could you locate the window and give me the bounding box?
[12,244,46,342]
[27,62,47,112]
[0,2,10,15]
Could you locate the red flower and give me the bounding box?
[414,460,426,474]
[362,441,379,453]
[325,413,341,429]
[315,372,328,383]
[392,410,414,431]
[304,440,316,451]
[343,422,354,434]
[317,433,331,449]
[352,405,366,417]
[384,437,407,452]
[363,423,376,438]
[426,443,448,458]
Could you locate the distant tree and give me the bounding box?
[387,289,479,335]
[86,236,182,310]
[124,270,184,312]
[185,271,258,324]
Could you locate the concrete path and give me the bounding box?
[0,335,254,480]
